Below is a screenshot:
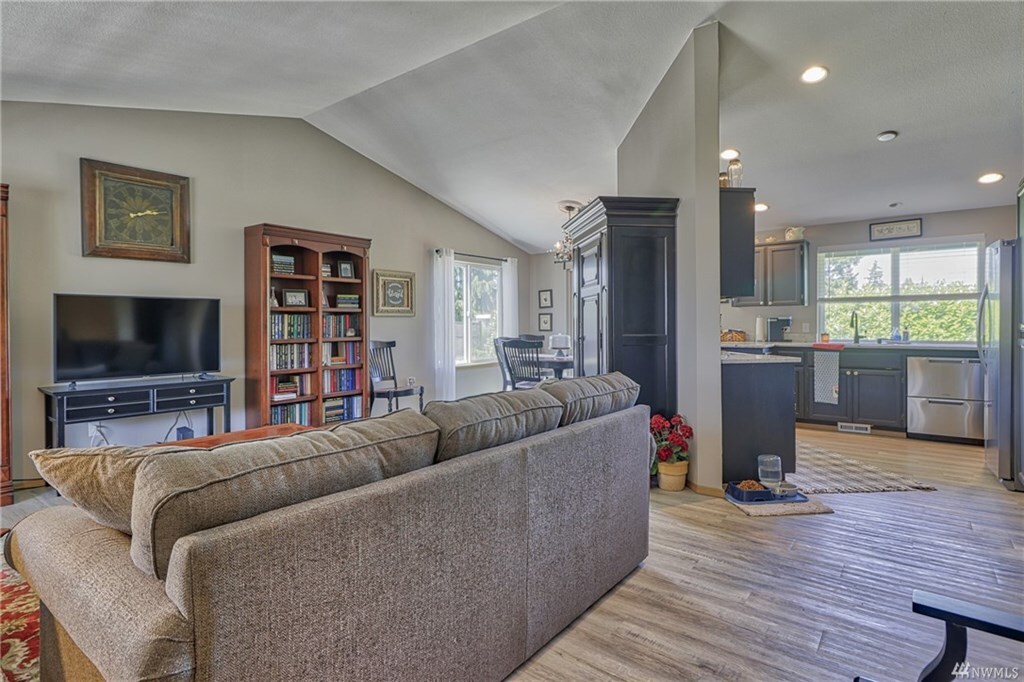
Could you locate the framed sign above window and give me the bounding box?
[870,218,922,241]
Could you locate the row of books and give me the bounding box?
[270,312,312,340]
[323,368,361,394]
[270,402,311,426]
[270,343,312,370]
[322,341,362,366]
[334,294,360,309]
[271,253,297,274]
[323,313,360,338]
[323,396,363,424]
[271,374,311,401]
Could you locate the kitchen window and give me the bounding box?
[817,239,983,342]
[453,260,502,365]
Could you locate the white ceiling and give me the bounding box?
[3,2,1022,252]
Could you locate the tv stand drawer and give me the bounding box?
[156,384,224,400]
[66,401,152,423]
[157,394,225,412]
[66,390,152,409]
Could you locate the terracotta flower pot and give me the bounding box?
[657,460,688,491]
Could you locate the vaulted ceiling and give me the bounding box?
[3,2,1021,252]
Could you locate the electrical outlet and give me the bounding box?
[176,426,194,441]
[407,377,416,387]
[801,322,810,333]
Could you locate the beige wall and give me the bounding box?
[618,23,723,490]
[720,205,1016,341]
[527,255,572,341]
[1,101,529,478]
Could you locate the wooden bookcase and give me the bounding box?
[1,184,11,506]
[244,224,371,428]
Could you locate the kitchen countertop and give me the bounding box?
[721,341,977,352]
[720,351,802,364]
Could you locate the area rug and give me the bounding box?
[728,497,834,517]
[1,550,39,682]
[789,442,937,494]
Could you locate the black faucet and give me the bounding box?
[850,310,861,344]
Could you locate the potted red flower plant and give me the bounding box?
[650,413,694,491]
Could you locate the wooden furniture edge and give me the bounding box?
[686,480,726,498]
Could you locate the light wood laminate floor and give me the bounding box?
[511,429,1024,682]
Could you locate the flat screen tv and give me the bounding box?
[54,294,220,382]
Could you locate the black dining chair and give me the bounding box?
[502,339,542,390]
[494,337,515,391]
[519,334,544,343]
[368,340,424,412]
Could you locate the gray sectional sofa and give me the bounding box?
[6,373,650,681]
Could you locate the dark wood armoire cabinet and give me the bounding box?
[567,197,678,417]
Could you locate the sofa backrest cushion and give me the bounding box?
[422,389,563,462]
[28,445,199,534]
[131,409,439,579]
[538,372,641,426]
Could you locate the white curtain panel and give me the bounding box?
[433,248,457,401]
[501,256,519,338]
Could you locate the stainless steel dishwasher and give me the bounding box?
[906,356,984,441]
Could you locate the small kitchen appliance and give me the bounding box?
[767,317,792,342]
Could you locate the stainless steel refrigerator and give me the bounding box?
[978,237,1021,491]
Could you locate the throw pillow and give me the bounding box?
[28,445,199,534]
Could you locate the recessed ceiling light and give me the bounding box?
[720,148,740,160]
[800,65,829,84]
[754,203,769,212]
[888,202,902,208]
[978,172,1004,184]
[876,131,898,142]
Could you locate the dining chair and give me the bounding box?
[502,339,542,389]
[368,340,424,412]
[519,334,553,377]
[494,337,515,391]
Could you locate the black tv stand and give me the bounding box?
[39,375,234,448]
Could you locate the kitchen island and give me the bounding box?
[721,351,801,483]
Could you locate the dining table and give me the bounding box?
[536,354,574,380]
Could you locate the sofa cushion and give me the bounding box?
[28,445,199,534]
[539,372,641,426]
[131,409,439,579]
[422,389,563,462]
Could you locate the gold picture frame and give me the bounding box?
[80,158,191,263]
[372,270,415,316]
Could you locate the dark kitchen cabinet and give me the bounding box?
[794,366,807,418]
[850,369,905,429]
[569,197,678,417]
[732,241,807,307]
[805,368,853,422]
[720,188,756,298]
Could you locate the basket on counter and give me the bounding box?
[720,329,748,343]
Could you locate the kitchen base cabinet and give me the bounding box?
[722,362,796,482]
[804,368,853,422]
[794,366,806,418]
[850,369,905,429]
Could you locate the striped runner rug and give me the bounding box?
[788,442,937,494]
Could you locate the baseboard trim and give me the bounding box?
[686,480,725,498]
[12,479,45,491]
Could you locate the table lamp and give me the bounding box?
[549,333,571,358]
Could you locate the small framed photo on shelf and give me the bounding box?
[538,313,553,332]
[538,289,553,309]
[282,289,309,307]
[338,260,356,278]
[321,262,333,278]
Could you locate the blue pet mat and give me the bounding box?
[725,491,810,505]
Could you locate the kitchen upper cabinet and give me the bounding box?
[569,197,678,417]
[720,188,756,299]
[732,241,807,307]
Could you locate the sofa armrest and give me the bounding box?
[5,506,193,681]
[163,446,529,682]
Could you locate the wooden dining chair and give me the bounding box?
[502,339,542,389]
[494,337,515,391]
[519,334,553,377]
[368,340,424,412]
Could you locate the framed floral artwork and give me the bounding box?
[80,158,191,263]
[373,270,415,316]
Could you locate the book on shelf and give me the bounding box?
[323,395,363,423]
[271,254,296,274]
[335,294,360,309]
[322,341,362,366]
[271,393,298,401]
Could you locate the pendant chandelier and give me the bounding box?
[553,200,582,268]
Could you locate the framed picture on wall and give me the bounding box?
[538,313,553,332]
[538,289,553,309]
[373,269,415,316]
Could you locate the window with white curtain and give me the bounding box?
[453,260,503,365]
[817,239,983,342]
